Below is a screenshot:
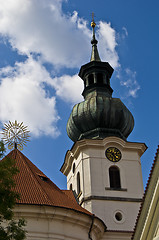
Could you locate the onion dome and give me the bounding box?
[67,20,134,142]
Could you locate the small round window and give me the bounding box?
[72,163,75,173]
[113,210,125,224]
[115,212,122,221]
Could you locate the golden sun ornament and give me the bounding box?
[2,120,30,150]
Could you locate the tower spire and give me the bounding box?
[90,13,101,62]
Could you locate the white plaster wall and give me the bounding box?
[67,153,83,192]
[81,143,144,199]
[14,204,105,240]
[91,200,141,231]
[67,139,144,200]
[63,137,146,232]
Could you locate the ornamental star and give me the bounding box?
[2,120,30,150]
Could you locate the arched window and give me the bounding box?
[72,163,75,173]
[97,73,103,84]
[88,74,94,86]
[109,166,121,189]
[70,184,72,190]
[77,172,81,195]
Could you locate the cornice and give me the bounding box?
[61,137,147,175]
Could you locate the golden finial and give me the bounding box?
[2,120,30,150]
[90,12,101,62]
[91,12,96,28]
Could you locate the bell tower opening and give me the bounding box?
[97,73,103,84]
[88,74,94,86]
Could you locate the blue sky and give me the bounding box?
[0,0,158,189]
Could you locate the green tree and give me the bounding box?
[0,141,26,240]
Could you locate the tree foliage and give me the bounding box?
[0,141,26,240]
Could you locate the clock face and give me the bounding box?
[105,147,122,162]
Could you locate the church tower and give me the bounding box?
[61,20,147,233]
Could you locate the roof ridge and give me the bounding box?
[15,150,53,205]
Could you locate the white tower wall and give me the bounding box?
[61,136,146,231]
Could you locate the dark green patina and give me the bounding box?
[67,25,134,142]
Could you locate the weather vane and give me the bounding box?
[2,120,30,151]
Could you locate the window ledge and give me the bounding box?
[105,187,127,192]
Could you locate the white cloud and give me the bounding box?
[0,0,136,138]
[122,27,128,37]
[119,68,140,98]
[51,74,83,104]
[98,21,119,68]
[0,0,119,69]
[0,0,89,68]
[0,57,84,138]
[0,57,60,137]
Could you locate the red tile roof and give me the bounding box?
[3,149,92,216]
